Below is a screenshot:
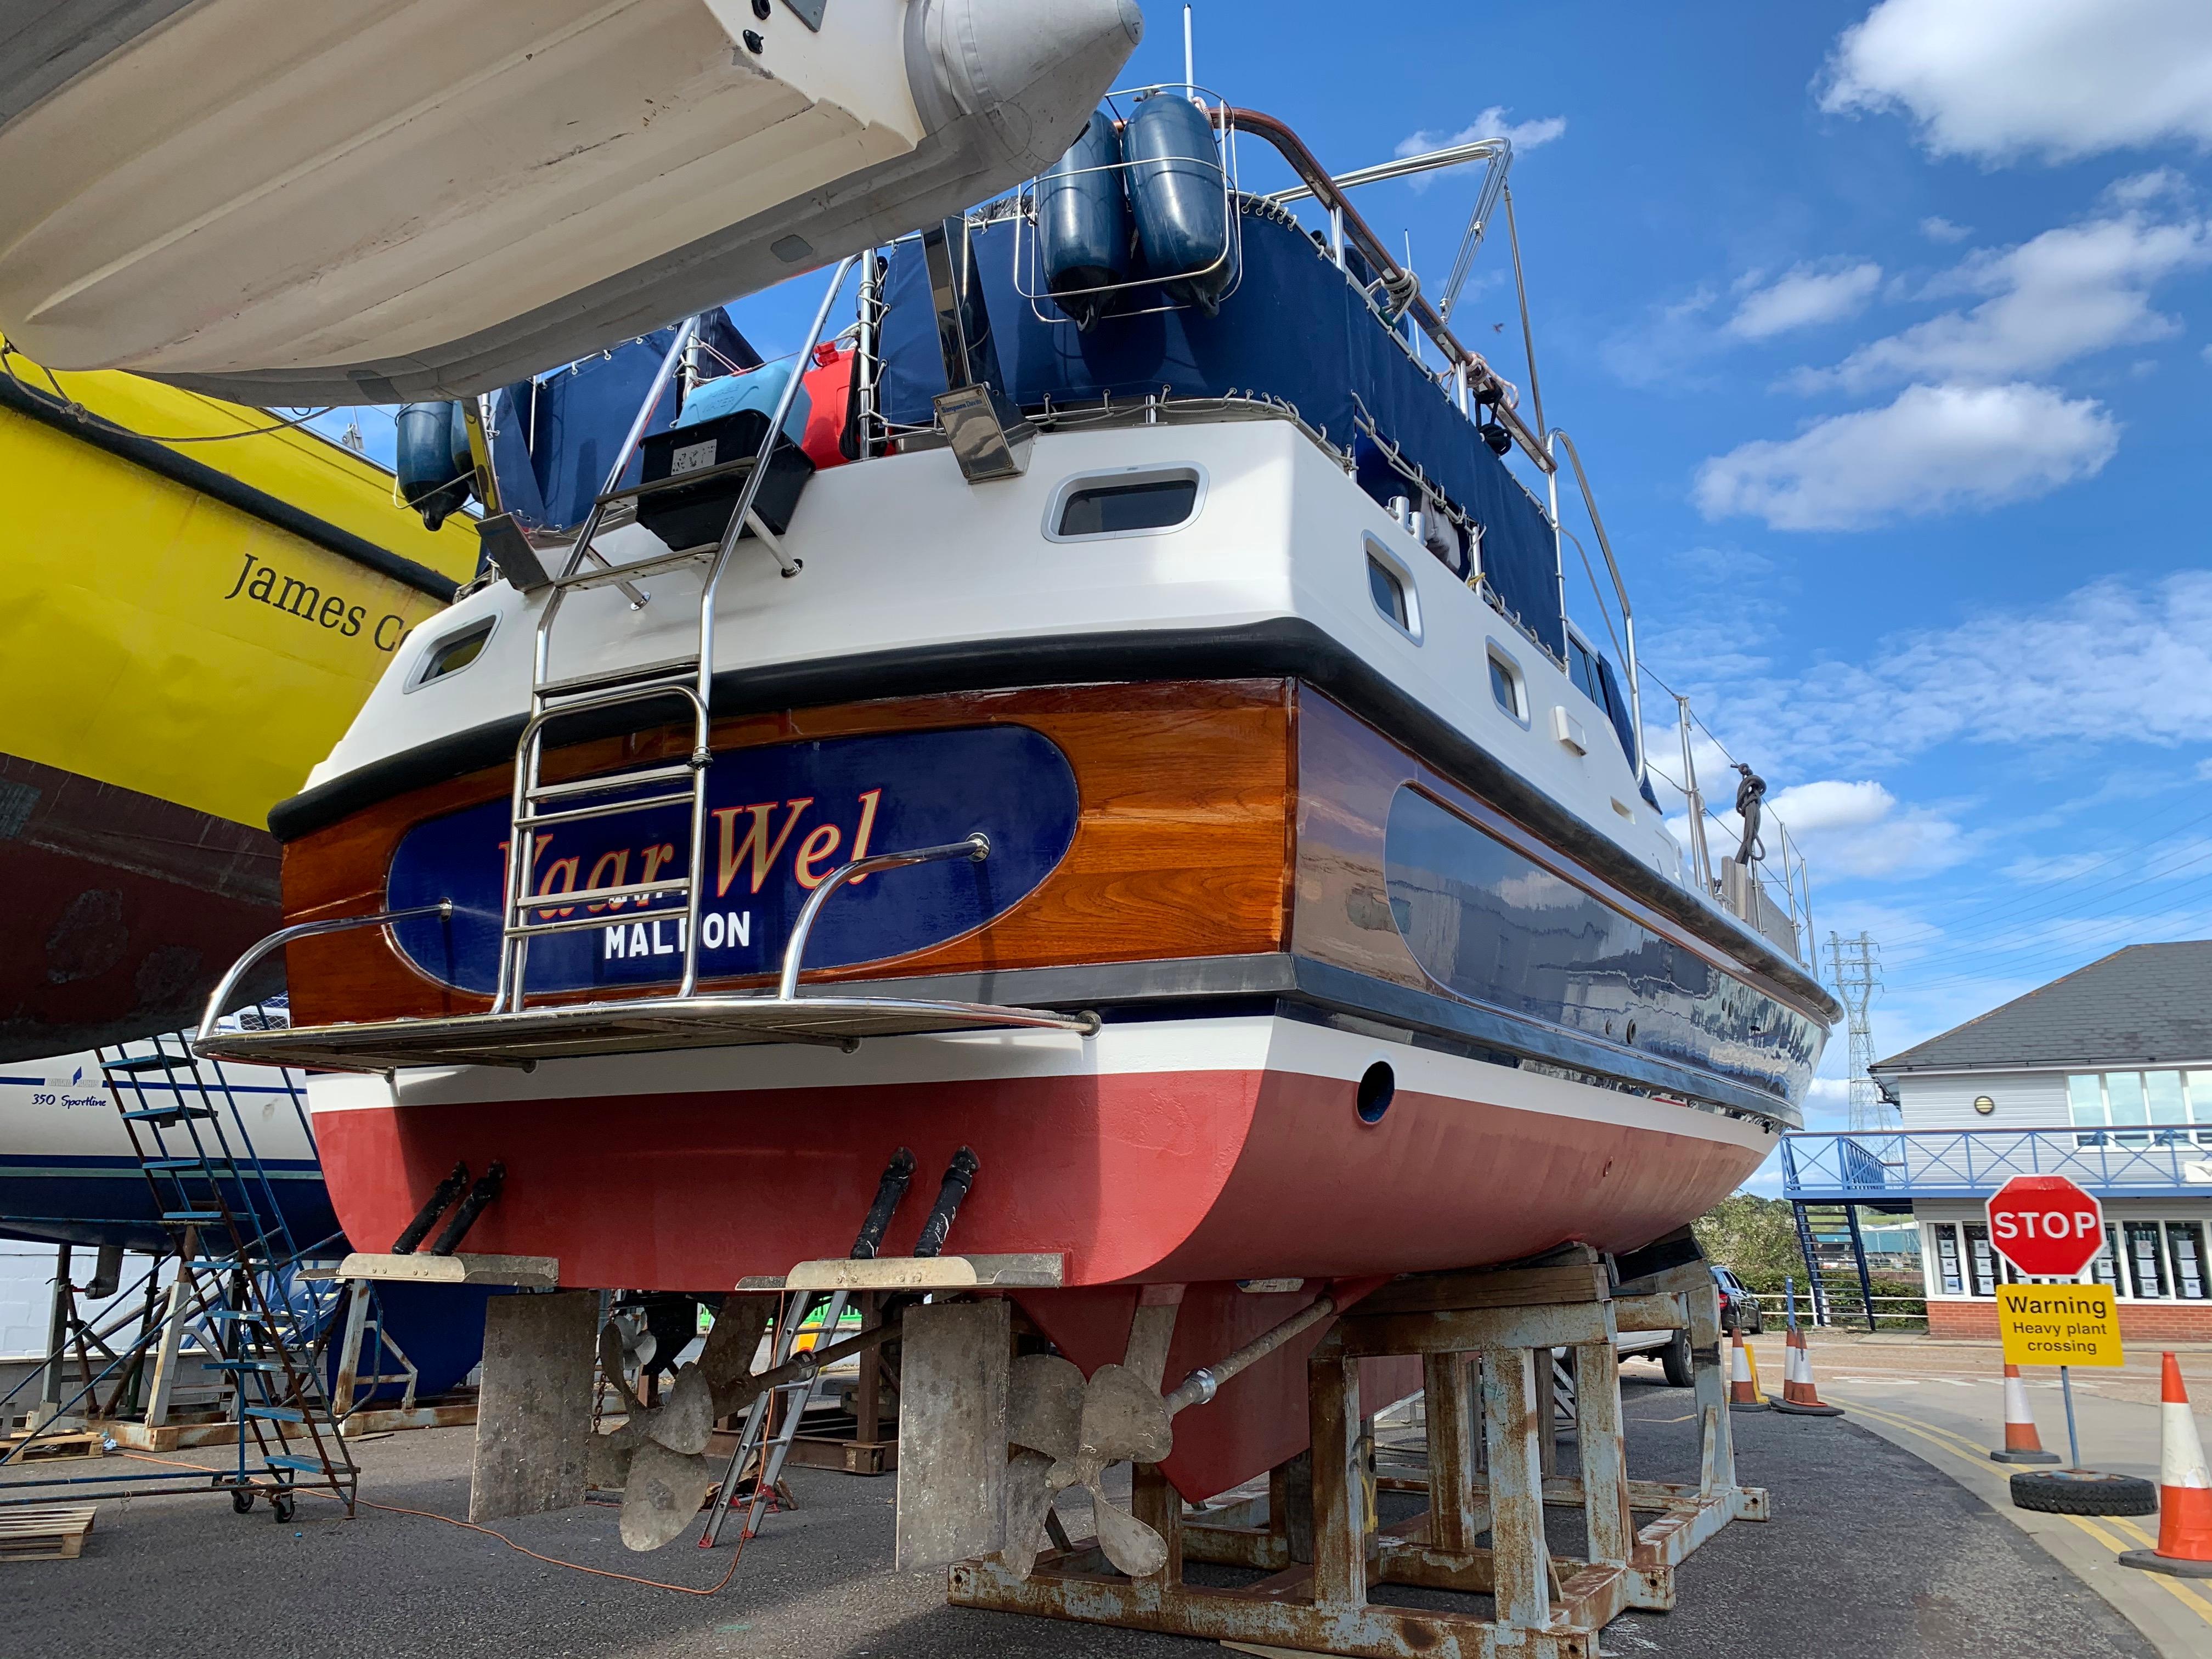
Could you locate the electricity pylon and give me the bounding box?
[1825,932,1887,1130]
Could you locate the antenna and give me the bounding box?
[1825,932,1888,1131]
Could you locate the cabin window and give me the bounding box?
[1567,634,1606,708]
[1487,644,1527,722]
[1363,541,1419,641]
[1047,468,1202,539]
[410,618,494,690]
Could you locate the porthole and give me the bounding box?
[1487,642,1528,724]
[1364,538,1421,641]
[409,617,494,690]
[1356,1060,1396,1125]
[1045,466,1204,541]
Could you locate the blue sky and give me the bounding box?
[324,1,2212,1173]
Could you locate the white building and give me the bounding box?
[1784,942,2212,1341]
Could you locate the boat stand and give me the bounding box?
[948,1250,1763,1659]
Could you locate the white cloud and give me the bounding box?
[1919,216,1973,244]
[1769,779,1895,833]
[1821,0,2212,162]
[1695,779,1970,881]
[1672,571,2212,774]
[1395,108,1567,190]
[1694,381,2118,531]
[1800,193,2211,392]
[2000,851,2109,883]
[1725,262,1883,340]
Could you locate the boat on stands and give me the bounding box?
[0,0,1143,405]
[0,341,479,1059]
[198,86,1840,1530]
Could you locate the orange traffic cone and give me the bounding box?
[2117,1353,2212,1579]
[1728,1328,1768,1411]
[1989,1363,2059,1465]
[1767,1322,1843,1417]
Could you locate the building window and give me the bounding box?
[1932,1216,2209,1301]
[2171,1222,2210,1300]
[2068,1072,2106,1142]
[2067,1069,2212,1146]
[1932,1224,1963,1296]
[1965,1223,2002,1296]
[2124,1221,2170,1299]
[2147,1070,2188,1125]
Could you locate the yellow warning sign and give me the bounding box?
[1995,1283,2124,1367]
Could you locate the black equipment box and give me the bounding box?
[634,409,815,552]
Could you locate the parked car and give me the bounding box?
[1713,1265,1765,1335]
[1620,1265,1763,1387]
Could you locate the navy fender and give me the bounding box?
[394,401,476,531]
[1037,110,1133,329]
[1124,92,1233,315]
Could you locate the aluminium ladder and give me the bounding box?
[493,259,858,1016]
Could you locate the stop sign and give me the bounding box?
[1985,1175,2104,1277]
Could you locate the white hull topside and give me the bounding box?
[0,1049,313,1167]
[331,417,1689,894]
[0,0,1143,402]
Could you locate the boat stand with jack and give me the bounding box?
[945,1246,1762,1659]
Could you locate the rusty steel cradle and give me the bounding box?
[947,1246,1761,1659]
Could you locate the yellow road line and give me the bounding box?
[1833,1396,1991,1467]
[2062,1515,2212,1625]
[1835,1392,2212,1629]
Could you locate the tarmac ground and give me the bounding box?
[2,1352,2171,1659]
[1742,1328,2212,1657]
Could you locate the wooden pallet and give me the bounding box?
[0,1430,105,1463]
[0,1506,97,1562]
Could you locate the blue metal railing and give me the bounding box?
[1781,1127,2212,1201]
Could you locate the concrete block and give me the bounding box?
[468,1290,595,1523]
[894,1299,1010,1569]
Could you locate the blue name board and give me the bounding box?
[386,725,1080,995]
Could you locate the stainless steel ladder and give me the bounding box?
[493,257,857,1014]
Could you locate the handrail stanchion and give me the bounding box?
[191,904,452,1053]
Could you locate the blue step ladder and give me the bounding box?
[101,1033,357,1520]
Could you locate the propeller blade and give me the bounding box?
[1007,1353,1085,1462]
[648,1363,715,1456]
[699,1297,773,1410]
[1077,1363,1173,1466]
[586,1415,645,1490]
[599,1321,641,1413]
[619,1441,718,1551]
[996,1447,1058,1579]
[1089,1482,1170,1578]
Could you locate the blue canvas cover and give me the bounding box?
[490,308,761,532]
[875,202,1565,656]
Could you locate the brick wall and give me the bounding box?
[1927,1297,2212,1341]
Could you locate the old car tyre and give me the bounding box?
[2008,1470,2157,1516]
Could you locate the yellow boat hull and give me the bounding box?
[0,346,478,1056]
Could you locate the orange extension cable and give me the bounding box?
[112,1449,753,1596]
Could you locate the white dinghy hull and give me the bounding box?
[0,0,1141,403]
